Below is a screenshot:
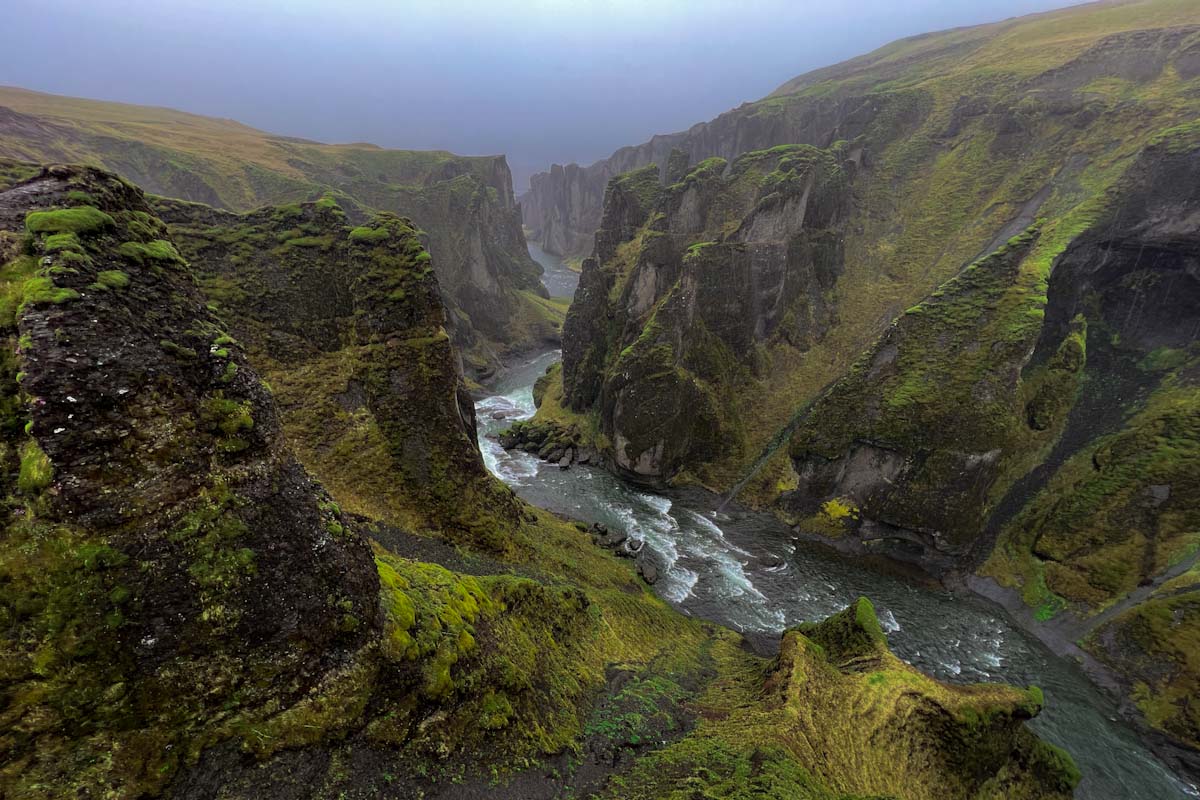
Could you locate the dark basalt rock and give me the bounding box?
[0,164,380,795]
[558,145,849,484]
[636,554,658,585]
[156,194,527,553]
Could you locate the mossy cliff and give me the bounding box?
[0,162,1078,799]
[777,126,1200,758]
[530,1,1200,492]
[520,0,1200,759]
[0,164,379,796]
[522,0,1200,261]
[517,144,850,485]
[0,87,558,379]
[154,195,526,554]
[600,598,1075,800]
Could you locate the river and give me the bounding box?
[474,246,1198,800]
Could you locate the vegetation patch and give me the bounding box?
[25,205,114,236]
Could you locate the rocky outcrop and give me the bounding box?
[0,164,380,796]
[537,146,851,485]
[608,598,1078,799]
[155,195,527,553]
[0,86,559,379]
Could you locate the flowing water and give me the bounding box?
[529,240,580,299]
[475,247,1198,799]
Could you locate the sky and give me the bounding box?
[5,0,1085,191]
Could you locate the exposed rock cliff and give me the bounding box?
[0,164,379,796]
[154,195,527,552]
[528,2,1200,491]
[779,126,1200,759]
[517,145,851,485]
[0,87,560,378]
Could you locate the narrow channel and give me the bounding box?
[474,246,1198,800]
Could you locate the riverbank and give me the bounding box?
[476,345,1198,800]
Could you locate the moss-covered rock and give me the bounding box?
[0,164,380,798]
[551,143,847,485]
[603,599,1076,800]
[156,196,527,554]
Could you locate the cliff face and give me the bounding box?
[522,5,1200,260]
[776,126,1200,757]
[0,88,559,378]
[0,164,380,796]
[542,146,850,484]
[519,0,1200,756]
[522,87,882,258]
[154,194,527,552]
[532,3,1200,486]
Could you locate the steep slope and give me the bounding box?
[522,0,1200,259]
[0,163,379,795]
[507,145,851,484]
[780,119,1200,758]
[0,161,1079,800]
[0,86,560,377]
[526,0,1200,488]
[513,0,1200,758]
[153,195,529,552]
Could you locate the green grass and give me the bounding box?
[91,269,130,290]
[117,239,184,265]
[25,206,114,235]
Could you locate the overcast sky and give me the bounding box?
[5,0,1084,190]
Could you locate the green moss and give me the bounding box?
[25,206,114,236]
[159,339,198,360]
[612,163,663,210]
[348,225,391,243]
[117,239,184,265]
[201,394,254,452]
[90,269,130,291]
[17,439,53,493]
[43,232,83,254]
[19,276,80,310]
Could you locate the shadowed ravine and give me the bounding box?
[477,248,1199,799]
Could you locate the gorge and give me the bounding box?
[1,0,1199,798]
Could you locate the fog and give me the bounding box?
[5,0,1084,190]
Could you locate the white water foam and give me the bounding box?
[686,509,755,557]
[880,608,901,634]
[660,567,700,603]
